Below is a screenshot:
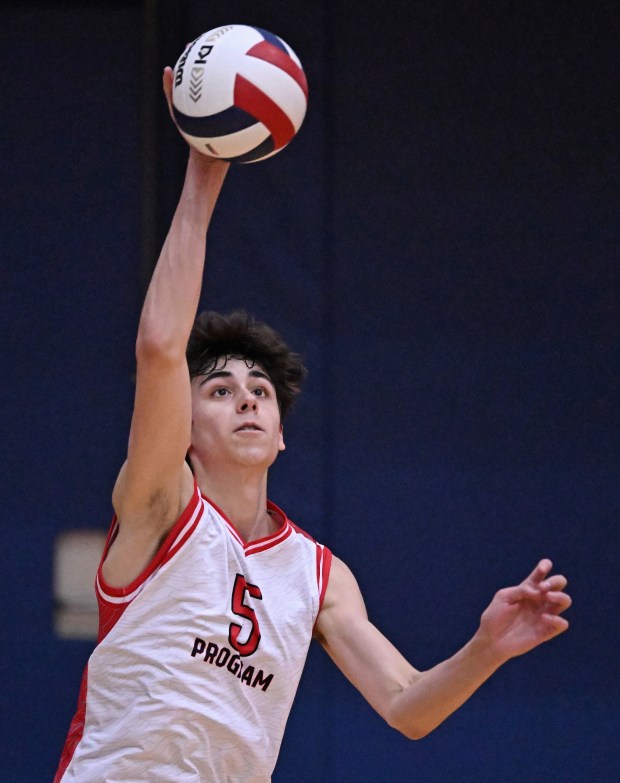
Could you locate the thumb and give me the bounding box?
[162,67,175,119]
[497,584,540,604]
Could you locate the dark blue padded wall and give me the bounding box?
[1,5,143,780]
[319,3,618,781]
[2,2,618,781]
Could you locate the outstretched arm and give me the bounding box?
[105,69,229,584]
[315,557,570,740]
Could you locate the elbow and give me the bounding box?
[135,329,186,366]
[387,710,432,741]
[390,722,431,742]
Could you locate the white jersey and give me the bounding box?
[55,483,332,783]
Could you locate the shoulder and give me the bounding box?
[314,556,368,642]
[103,462,196,587]
[321,556,364,607]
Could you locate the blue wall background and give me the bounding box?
[2,1,618,781]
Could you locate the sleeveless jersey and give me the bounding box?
[55,483,332,782]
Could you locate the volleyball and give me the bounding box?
[171,25,308,163]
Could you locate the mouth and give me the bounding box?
[234,424,264,432]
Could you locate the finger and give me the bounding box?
[526,558,553,585]
[499,584,542,604]
[162,67,176,122]
[540,574,567,592]
[501,582,568,610]
[541,613,569,638]
[544,591,572,614]
[162,66,173,99]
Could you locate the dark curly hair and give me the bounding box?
[186,310,307,419]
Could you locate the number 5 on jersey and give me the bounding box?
[229,574,263,656]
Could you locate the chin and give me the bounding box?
[237,448,280,469]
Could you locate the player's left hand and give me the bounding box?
[476,559,571,662]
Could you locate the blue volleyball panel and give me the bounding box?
[251,27,288,54]
[224,135,276,164]
[173,104,257,138]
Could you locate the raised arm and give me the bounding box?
[315,557,570,740]
[105,68,229,585]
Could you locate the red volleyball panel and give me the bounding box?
[234,74,296,150]
[246,41,309,99]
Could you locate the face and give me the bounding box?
[188,357,285,471]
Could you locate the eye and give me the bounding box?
[212,387,230,398]
[252,386,268,397]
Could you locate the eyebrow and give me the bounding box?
[198,369,273,387]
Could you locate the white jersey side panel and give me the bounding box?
[56,486,331,783]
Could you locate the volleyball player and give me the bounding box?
[54,67,571,782]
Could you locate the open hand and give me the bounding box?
[477,559,571,662]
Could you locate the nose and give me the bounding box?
[238,390,258,413]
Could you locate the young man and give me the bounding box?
[55,68,571,782]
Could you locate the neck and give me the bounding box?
[192,462,276,543]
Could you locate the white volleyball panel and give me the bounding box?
[173,25,265,116]
[181,121,271,159]
[237,56,308,129]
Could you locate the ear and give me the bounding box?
[278,424,285,452]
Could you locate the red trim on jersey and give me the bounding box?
[202,493,293,556]
[53,664,88,783]
[317,546,333,610]
[311,547,333,637]
[96,481,202,603]
[289,519,316,542]
[95,483,203,641]
[245,520,292,555]
[287,520,332,608]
